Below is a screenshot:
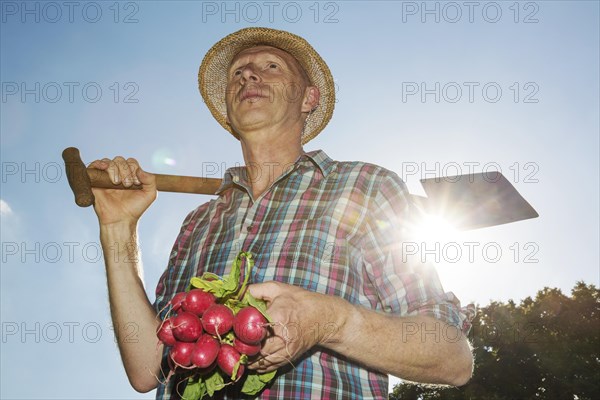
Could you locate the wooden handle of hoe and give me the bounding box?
[62,147,223,207]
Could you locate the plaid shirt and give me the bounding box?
[154,150,473,399]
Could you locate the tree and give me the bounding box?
[390,281,600,400]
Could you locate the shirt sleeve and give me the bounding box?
[360,171,475,335]
[153,207,200,319]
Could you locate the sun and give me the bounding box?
[413,213,459,243]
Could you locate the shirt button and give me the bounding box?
[246,225,254,233]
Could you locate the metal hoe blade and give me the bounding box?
[410,171,539,231]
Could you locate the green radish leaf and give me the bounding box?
[181,377,206,400]
[225,298,245,315]
[221,257,241,293]
[201,272,222,282]
[232,354,248,381]
[221,330,235,345]
[224,251,252,295]
[240,374,264,396]
[189,252,256,301]
[241,370,277,396]
[231,364,241,382]
[259,369,277,383]
[190,276,224,293]
[239,252,254,295]
[204,370,225,397]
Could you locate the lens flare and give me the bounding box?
[413,214,458,242]
[151,148,177,171]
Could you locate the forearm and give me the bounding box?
[322,299,473,386]
[101,222,162,392]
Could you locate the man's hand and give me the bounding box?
[88,157,157,226]
[247,281,348,373]
[246,281,473,386]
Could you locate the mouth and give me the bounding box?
[238,87,268,103]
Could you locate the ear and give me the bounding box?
[301,86,320,113]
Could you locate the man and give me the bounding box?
[90,28,474,399]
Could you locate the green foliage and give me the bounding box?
[390,281,600,400]
[205,370,225,397]
[242,370,278,395]
[189,251,248,300]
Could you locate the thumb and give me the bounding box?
[136,167,156,188]
[248,281,279,303]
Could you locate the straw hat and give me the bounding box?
[198,27,335,144]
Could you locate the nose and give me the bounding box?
[240,64,260,85]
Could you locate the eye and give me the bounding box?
[268,63,279,69]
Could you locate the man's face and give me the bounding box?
[225,45,313,136]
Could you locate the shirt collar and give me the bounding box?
[216,149,335,194]
[300,149,336,177]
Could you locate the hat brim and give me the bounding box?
[198,27,335,145]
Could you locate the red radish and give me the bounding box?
[191,334,220,369]
[183,289,216,316]
[170,292,187,313]
[170,341,195,367]
[233,337,261,356]
[217,343,245,381]
[156,318,177,346]
[233,306,267,345]
[172,312,203,342]
[197,362,216,376]
[202,304,234,336]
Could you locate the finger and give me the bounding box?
[113,156,134,187]
[247,336,288,371]
[250,357,267,371]
[126,158,141,185]
[88,159,110,170]
[248,356,275,371]
[250,350,292,373]
[104,158,120,185]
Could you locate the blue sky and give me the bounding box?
[1,1,599,398]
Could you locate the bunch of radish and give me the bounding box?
[157,289,268,378]
[156,252,275,399]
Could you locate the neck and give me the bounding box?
[239,129,303,199]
